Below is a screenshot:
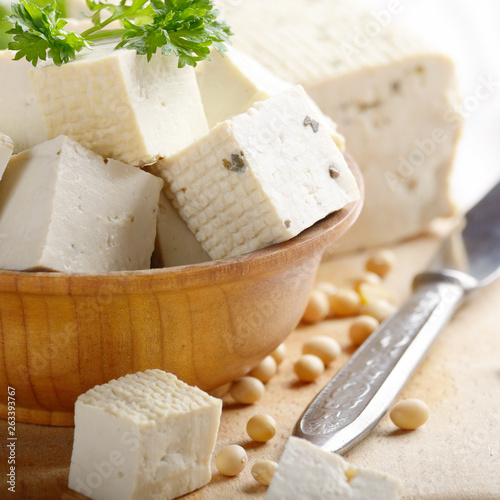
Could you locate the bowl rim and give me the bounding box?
[0,156,364,292]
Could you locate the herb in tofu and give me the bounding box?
[328,165,340,179]
[223,153,246,173]
[303,115,319,133]
[6,0,232,67]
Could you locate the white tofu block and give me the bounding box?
[220,0,462,252]
[30,45,209,167]
[155,85,359,260]
[68,369,222,500]
[0,132,13,181]
[196,47,345,150]
[0,50,48,153]
[266,437,402,500]
[0,135,162,272]
[152,192,211,268]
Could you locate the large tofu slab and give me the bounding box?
[0,132,13,180]
[30,45,209,166]
[155,86,359,260]
[266,437,402,499]
[68,369,222,500]
[196,47,345,150]
[0,50,48,153]
[0,135,162,272]
[219,0,462,252]
[152,192,211,268]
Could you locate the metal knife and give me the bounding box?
[293,180,500,454]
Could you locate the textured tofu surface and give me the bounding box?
[152,192,211,268]
[219,0,462,252]
[0,135,162,272]
[196,47,345,150]
[68,369,222,500]
[0,132,13,181]
[156,85,359,260]
[266,437,402,499]
[0,51,48,153]
[30,45,209,166]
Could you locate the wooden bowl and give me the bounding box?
[0,157,363,426]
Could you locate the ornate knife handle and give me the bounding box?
[293,271,475,454]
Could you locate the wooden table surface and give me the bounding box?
[2,228,500,500]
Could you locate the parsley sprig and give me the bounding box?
[6,0,232,67]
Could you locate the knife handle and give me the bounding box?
[293,271,473,454]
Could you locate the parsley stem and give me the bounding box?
[85,30,128,41]
[80,0,151,37]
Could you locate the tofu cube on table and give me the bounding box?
[266,437,402,499]
[155,85,359,261]
[0,132,14,181]
[0,135,162,272]
[30,46,209,167]
[68,369,222,500]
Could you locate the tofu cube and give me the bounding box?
[196,47,345,150]
[0,51,48,153]
[152,192,211,268]
[30,45,209,166]
[0,135,162,272]
[68,370,222,500]
[0,132,13,181]
[266,437,402,499]
[155,85,359,260]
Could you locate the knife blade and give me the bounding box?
[293,180,500,454]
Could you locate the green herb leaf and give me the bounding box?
[7,0,232,67]
[7,1,89,66]
[115,0,232,67]
[1,1,68,50]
